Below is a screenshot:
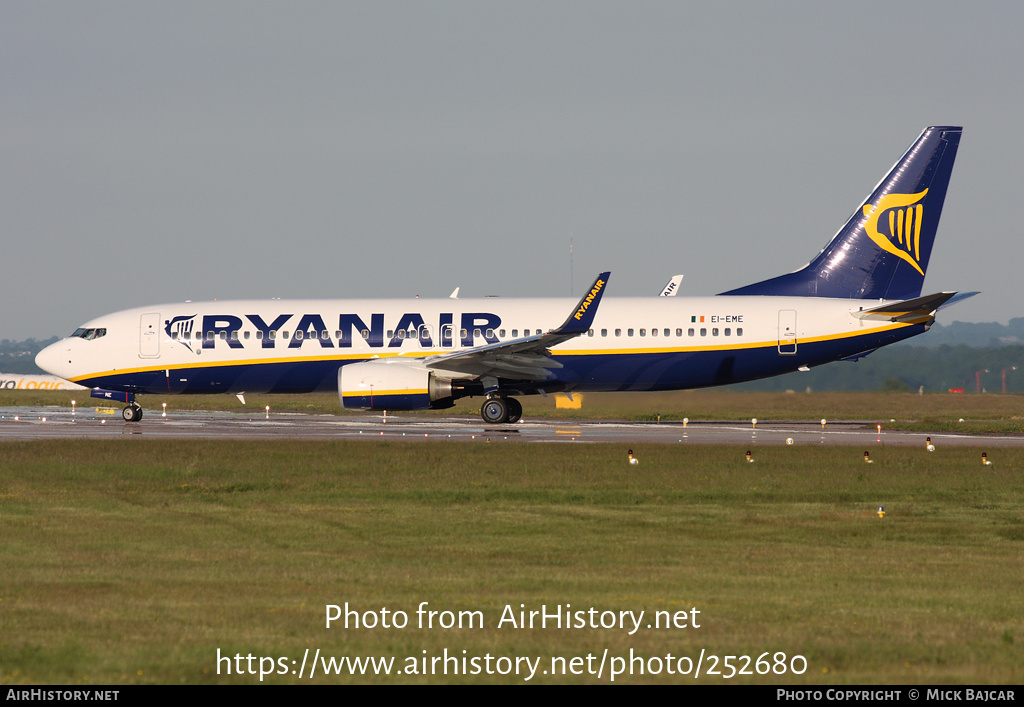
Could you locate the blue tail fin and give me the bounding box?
[721,126,962,300]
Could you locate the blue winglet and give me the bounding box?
[554,272,611,335]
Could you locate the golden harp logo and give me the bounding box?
[862,189,928,275]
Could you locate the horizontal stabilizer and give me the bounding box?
[852,291,957,323]
[937,291,979,311]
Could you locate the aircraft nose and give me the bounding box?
[35,341,65,378]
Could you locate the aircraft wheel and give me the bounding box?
[480,398,509,424]
[122,405,143,422]
[506,398,522,423]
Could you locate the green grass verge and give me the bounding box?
[1,440,1022,684]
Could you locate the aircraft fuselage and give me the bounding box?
[37,295,921,397]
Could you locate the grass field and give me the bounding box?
[1,439,1022,684]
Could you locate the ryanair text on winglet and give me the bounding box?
[573,279,606,321]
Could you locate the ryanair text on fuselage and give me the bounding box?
[167,312,506,351]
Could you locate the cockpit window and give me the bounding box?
[72,327,107,340]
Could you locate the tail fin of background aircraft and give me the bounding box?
[721,126,962,301]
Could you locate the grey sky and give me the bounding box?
[3,1,1023,341]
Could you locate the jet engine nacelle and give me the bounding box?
[338,361,454,410]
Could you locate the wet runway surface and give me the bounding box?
[1,405,1022,447]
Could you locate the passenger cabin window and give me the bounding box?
[700,328,707,336]
[688,328,695,336]
[627,329,634,337]
[737,328,744,336]
[601,329,608,337]
[615,329,622,337]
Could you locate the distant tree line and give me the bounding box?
[899,317,1024,348]
[733,344,1024,393]
[0,337,58,374]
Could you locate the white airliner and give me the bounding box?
[36,126,973,424]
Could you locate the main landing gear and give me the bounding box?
[122,404,143,422]
[480,397,522,425]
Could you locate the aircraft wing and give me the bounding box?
[852,291,958,324]
[423,272,610,381]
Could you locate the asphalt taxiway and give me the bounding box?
[1,405,1022,447]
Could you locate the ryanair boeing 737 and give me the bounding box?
[36,126,972,424]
